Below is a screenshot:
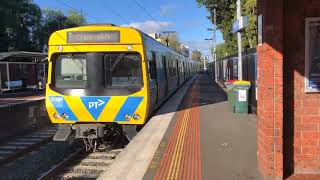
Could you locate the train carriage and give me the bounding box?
[46,24,201,149]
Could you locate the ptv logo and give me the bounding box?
[88,99,105,109]
[81,97,110,120]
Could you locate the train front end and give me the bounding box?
[45,25,148,147]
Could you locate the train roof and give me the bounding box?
[49,24,200,64]
[48,25,143,46]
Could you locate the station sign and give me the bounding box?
[232,16,248,33]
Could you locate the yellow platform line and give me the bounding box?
[173,109,190,180]
[166,108,190,180]
[166,110,187,179]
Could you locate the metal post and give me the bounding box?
[0,65,2,93]
[213,8,218,82]
[237,0,243,80]
[6,62,10,90]
[43,63,46,86]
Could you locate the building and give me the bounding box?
[0,51,47,93]
[257,0,320,178]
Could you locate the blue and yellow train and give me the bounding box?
[45,24,201,148]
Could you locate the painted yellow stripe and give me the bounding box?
[167,111,186,180]
[167,109,190,180]
[98,96,126,122]
[173,109,190,180]
[65,96,93,122]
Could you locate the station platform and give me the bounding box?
[0,95,44,108]
[99,74,261,180]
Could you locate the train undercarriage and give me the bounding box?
[53,123,138,151]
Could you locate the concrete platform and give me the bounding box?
[99,74,261,180]
[0,95,44,108]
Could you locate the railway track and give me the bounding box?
[38,148,123,179]
[0,126,57,166]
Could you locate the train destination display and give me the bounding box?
[67,31,120,43]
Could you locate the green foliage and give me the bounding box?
[191,50,202,62]
[159,33,182,53]
[215,43,229,59]
[0,1,86,52]
[197,0,257,58]
[42,9,86,48]
[0,0,42,51]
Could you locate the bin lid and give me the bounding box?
[233,81,251,85]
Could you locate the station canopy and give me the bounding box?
[0,51,47,63]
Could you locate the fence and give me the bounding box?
[215,49,257,113]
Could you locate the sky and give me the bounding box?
[34,0,223,59]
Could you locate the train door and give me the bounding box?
[162,55,168,98]
[176,60,180,87]
[148,52,158,113]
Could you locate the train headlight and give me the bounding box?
[61,113,69,120]
[125,114,131,121]
[132,113,141,120]
[53,112,61,119]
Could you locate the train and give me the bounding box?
[45,24,202,150]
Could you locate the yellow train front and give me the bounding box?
[46,24,201,148]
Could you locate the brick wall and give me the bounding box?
[257,0,284,179]
[284,0,320,174]
[258,0,320,178]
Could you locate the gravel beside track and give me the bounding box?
[0,126,57,166]
[42,148,123,180]
[0,139,82,180]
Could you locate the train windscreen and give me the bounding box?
[104,53,142,87]
[54,54,87,88]
[53,52,142,89]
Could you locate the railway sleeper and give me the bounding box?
[57,172,99,179]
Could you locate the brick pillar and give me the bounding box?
[256,0,284,179]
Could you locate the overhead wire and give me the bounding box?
[131,0,159,22]
[108,8,131,24]
[55,0,103,22]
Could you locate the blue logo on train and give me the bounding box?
[81,97,110,120]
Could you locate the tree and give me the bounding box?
[215,43,229,59]
[191,50,202,62]
[66,11,86,27]
[197,0,257,56]
[159,33,182,53]
[0,2,86,52]
[41,9,86,50]
[0,0,42,51]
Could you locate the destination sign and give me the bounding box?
[67,31,120,43]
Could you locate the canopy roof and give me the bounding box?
[0,51,47,62]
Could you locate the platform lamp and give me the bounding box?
[207,5,218,82]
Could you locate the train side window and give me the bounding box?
[149,52,157,80]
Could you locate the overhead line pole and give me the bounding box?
[213,8,218,82]
[237,0,243,80]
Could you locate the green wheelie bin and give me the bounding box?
[233,81,251,114]
[224,80,236,107]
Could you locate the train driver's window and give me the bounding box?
[104,52,143,87]
[54,54,87,88]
